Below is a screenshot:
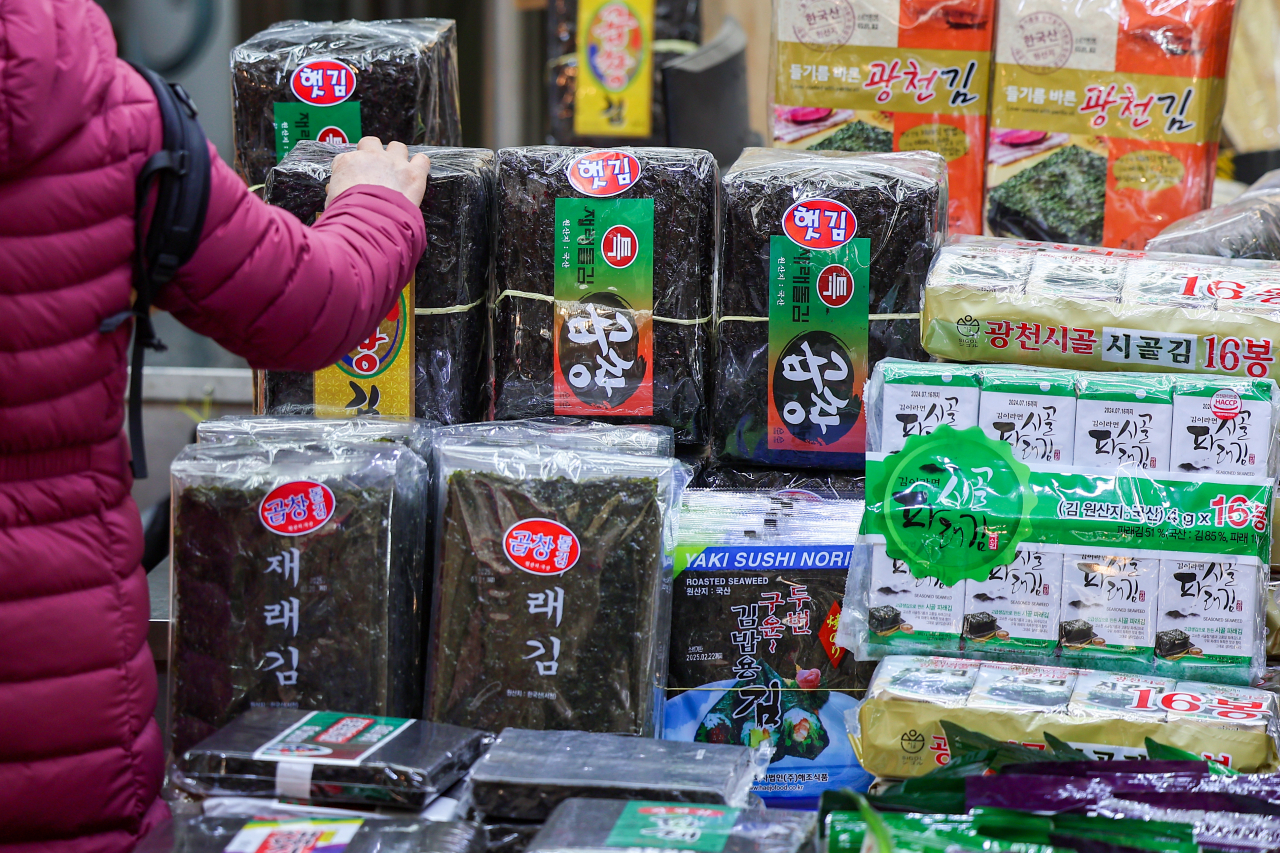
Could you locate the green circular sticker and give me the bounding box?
[879,425,1036,585]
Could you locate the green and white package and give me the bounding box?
[870,361,982,454]
[863,655,981,708]
[1156,560,1262,685]
[867,546,964,656]
[967,661,1076,713]
[962,547,1062,662]
[977,367,1077,464]
[1170,377,1276,478]
[1068,671,1175,719]
[1059,553,1160,672]
[1073,374,1174,471]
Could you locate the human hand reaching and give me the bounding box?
[326,137,430,208]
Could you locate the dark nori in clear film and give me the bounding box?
[433,418,675,456]
[696,463,866,500]
[260,141,492,425]
[135,816,486,853]
[168,442,428,758]
[426,443,685,736]
[483,822,542,853]
[1147,169,1280,260]
[491,146,716,446]
[546,0,702,146]
[197,415,436,459]
[713,148,944,468]
[231,19,461,187]
[174,707,489,809]
[527,798,816,853]
[468,729,763,821]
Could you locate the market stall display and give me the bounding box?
[260,141,493,424]
[231,19,461,187]
[713,148,945,469]
[491,147,716,446]
[136,816,484,853]
[1148,169,1280,260]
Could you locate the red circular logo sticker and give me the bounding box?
[782,198,856,249]
[1212,389,1242,420]
[816,263,855,308]
[290,59,357,106]
[504,518,581,575]
[260,480,336,536]
[566,150,643,197]
[601,224,639,268]
[316,126,349,144]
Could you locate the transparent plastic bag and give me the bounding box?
[1148,169,1280,260]
[467,729,768,821]
[136,816,485,853]
[168,442,429,758]
[491,146,717,446]
[694,464,865,500]
[197,415,436,461]
[231,18,461,186]
[261,141,493,425]
[172,708,489,809]
[713,148,946,469]
[432,418,674,457]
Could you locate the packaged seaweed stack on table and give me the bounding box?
[986,0,1236,248]
[714,148,945,469]
[433,417,674,456]
[231,19,461,187]
[260,141,493,424]
[135,816,485,853]
[168,441,429,757]
[491,147,716,446]
[426,441,689,735]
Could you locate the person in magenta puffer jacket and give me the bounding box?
[0,1,433,849]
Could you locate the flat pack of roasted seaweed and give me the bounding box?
[231,19,461,186]
[492,146,716,445]
[468,729,765,821]
[261,141,493,425]
[169,441,428,758]
[136,816,485,853]
[426,442,686,736]
[174,707,489,809]
[713,148,944,468]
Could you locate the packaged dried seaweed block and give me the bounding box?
[427,443,686,735]
[138,816,485,853]
[433,418,674,457]
[468,729,764,821]
[174,708,489,809]
[713,148,945,469]
[1155,559,1264,685]
[492,147,716,445]
[528,799,817,853]
[197,415,435,461]
[169,442,429,758]
[231,18,461,186]
[261,141,493,424]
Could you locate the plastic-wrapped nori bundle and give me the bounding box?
[491,147,716,446]
[527,799,816,853]
[427,442,686,736]
[713,148,945,469]
[1148,169,1280,260]
[231,19,461,187]
[433,418,675,456]
[696,463,865,500]
[136,816,485,853]
[197,415,435,460]
[547,0,702,146]
[169,442,428,758]
[468,729,765,821]
[260,141,493,424]
[173,708,489,809]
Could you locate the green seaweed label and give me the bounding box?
[252,711,413,766]
[273,102,362,162]
[552,195,655,417]
[605,802,741,852]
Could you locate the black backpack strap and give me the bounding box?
[102,62,210,479]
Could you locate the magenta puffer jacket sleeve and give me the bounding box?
[152,147,426,371]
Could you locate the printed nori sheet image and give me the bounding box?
[261,141,493,425]
[138,816,485,853]
[168,442,428,758]
[987,146,1107,245]
[468,729,761,821]
[1156,628,1195,659]
[714,149,943,468]
[1060,618,1099,648]
[427,450,671,735]
[231,18,461,186]
[491,147,716,445]
[547,0,703,146]
[808,121,895,153]
[174,708,489,809]
[691,661,831,761]
[963,612,1000,641]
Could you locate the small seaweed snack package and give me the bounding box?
[986,0,1237,248]
[714,148,946,469]
[1170,376,1279,478]
[1156,559,1265,685]
[770,0,996,235]
[468,729,766,821]
[977,365,1077,464]
[864,545,966,657]
[168,441,429,757]
[138,816,485,853]
[231,19,461,186]
[526,799,817,853]
[867,359,982,454]
[260,141,493,425]
[427,441,688,735]
[173,708,489,809]
[1073,373,1174,471]
[963,547,1064,663]
[491,147,717,446]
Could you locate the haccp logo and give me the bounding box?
[1212,389,1242,420]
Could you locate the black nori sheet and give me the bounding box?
[231,18,462,187]
[987,146,1107,246]
[491,147,716,445]
[964,612,999,639]
[138,816,486,853]
[869,605,905,635]
[1060,618,1096,647]
[175,707,489,808]
[808,121,895,153]
[261,141,493,425]
[468,729,760,821]
[527,798,816,853]
[168,443,428,758]
[713,149,943,468]
[695,463,866,500]
[1156,628,1193,658]
[484,822,543,853]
